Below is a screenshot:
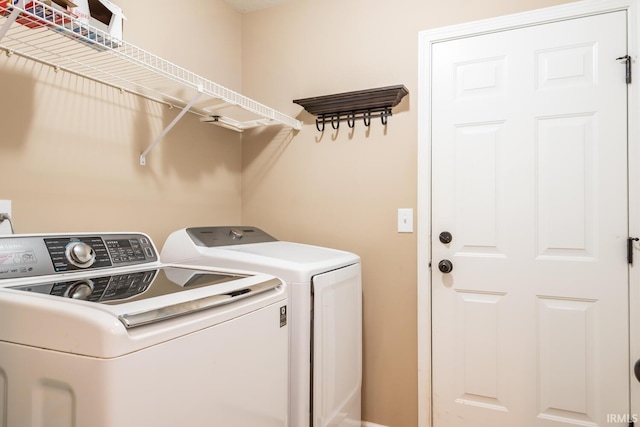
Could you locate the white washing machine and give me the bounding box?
[0,232,289,427]
[161,226,362,427]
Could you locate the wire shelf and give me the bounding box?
[0,0,301,164]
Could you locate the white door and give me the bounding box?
[431,10,629,427]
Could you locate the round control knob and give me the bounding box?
[438,259,453,274]
[635,359,640,383]
[65,242,96,268]
[64,280,94,300]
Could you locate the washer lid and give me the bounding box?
[8,266,248,307]
[6,266,284,329]
[0,265,286,357]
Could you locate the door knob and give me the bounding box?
[438,259,453,274]
[439,231,453,244]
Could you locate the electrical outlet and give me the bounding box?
[0,200,12,235]
[398,208,413,233]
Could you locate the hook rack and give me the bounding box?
[315,107,392,131]
[293,84,408,132]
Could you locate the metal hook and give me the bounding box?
[316,116,325,132]
[381,110,389,125]
[331,114,340,130]
[363,111,371,127]
[347,113,355,128]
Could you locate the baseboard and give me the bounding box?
[361,422,390,427]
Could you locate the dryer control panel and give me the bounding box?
[186,226,277,247]
[0,233,158,280]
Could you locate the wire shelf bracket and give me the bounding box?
[139,87,204,166]
[0,0,302,165]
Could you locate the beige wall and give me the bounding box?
[240,0,572,426]
[0,1,576,426]
[0,0,243,243]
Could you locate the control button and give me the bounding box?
[144,247,154,258]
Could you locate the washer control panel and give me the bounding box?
[0,233,158,280]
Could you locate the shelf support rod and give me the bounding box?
[140,86,204,166]
[0,3,22,42]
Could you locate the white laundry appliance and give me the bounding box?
[161,226,362,427]
[0,232,289,427]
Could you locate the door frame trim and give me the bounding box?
[417,1,640,425]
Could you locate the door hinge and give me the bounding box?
[617,55,632,84]
[629,237,639,264]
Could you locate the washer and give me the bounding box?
[0,232,289,427]
[162,226,362,427]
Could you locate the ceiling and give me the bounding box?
[223,0,291,14]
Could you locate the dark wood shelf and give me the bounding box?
[293,85,408,130]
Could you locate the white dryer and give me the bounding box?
[162,226,362,427]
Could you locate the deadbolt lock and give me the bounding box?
[439,231,453,244]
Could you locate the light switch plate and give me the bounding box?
[398,208,413,233]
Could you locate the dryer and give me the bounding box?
[162,226,362,427]
[0,232,289,427]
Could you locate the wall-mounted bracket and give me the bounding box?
[139,88,204,166]
[293,84,408,131]
[0,2,20,41]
